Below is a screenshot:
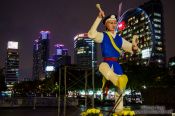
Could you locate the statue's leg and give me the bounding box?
[99,62,134,115]
[114,92,123,113]
[114,92,136,115]
[99,62,128,91]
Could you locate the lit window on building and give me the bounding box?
[155,35,161,39]
[157,42,162,45]
[157,59,162,63]
[135,19,138,24]
[77,47,86,54]
[144,38,147,42]
[147,37,151,40]
[155,30,161,34]
[157,47,162,51]
[140,17,145,21]
[128,34,132,37]
[139,35,143,38]
[154,24,161,28]
[169,62,175,66]
[128,17,132,22]
[123,30,127,34]
[154,13,161,17]
[140,28,144,32]
[153,18,161,23]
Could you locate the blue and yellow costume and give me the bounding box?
[101,32,123,75]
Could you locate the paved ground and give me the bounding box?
[0,105,174,116]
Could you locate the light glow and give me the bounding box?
[56,49,62,55]
[142,48,151,59]
[40,31,50,39]
[7,41,18,49]
[118,21,126,30]
[74,33,88,40]
[45,66,55,71]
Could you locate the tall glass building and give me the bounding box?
[5,41,19,85]
[74,33,97,68]
[118,0,165,67]
[33,31,50,80]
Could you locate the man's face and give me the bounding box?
[105,20,117,31]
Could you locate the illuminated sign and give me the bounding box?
[45,66,55,72]
[118,21,126,31]
[7,41,18,49]
[142,48,151,59]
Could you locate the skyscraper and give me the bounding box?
[33,31,50,80]
[118,0,165,67]
[140,0,165,67]
[74,33,97,68]
[53,44,71,69]
[5,41,19,85]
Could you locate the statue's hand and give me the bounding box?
[132,35,140,52]
[96,4,105,18]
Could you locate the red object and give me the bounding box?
[103,57,118,62]
[118,21,126,31]
[103,81,110,97]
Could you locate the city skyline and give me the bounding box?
[0,0,175,79]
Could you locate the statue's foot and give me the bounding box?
[116,74,128,91]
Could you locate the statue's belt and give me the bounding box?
[103,57,118,62]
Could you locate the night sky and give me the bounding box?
[0,0,175,79]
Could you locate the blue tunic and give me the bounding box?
[101,32,123,75]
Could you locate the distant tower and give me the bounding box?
[5,41,19,85]
[53,44,71,69]
[33,31,50,80]
[74,33,97,68]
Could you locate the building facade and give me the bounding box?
[118,0,165,67]
[33,31,50,80]
[74,33,97,68]
[5,41,19,85]
[140,0,165,67]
